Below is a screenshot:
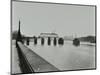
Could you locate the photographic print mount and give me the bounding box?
[11,0,96,74]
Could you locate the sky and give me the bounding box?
[12,1,96,37]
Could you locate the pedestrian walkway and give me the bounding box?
[17,42,59,73]
[12,44,22,74]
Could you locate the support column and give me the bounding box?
[26,38,30,45]
[53,37,57,46]
[33,36,37,45]
[73,38,80,46]
[41,37,44,45]
[48,37,51,45]
[58,38,64,45]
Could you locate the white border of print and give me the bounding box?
[0,0,100,75]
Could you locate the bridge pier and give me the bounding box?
[48,37,51,45]
[58,38,64,45]
[73,38,80,46]
[26,38,30,45]
[33,36,37,45]
[41,37,44,45]
[53,37,57,46]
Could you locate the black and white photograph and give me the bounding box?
[11,0,96,74]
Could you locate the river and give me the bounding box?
[25,39,95,71]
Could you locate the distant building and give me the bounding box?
[39,33,59,38]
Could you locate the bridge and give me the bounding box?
[12,20,82,74]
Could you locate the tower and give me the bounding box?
[16,20,23,43]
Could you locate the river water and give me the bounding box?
[25,39,95,71]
